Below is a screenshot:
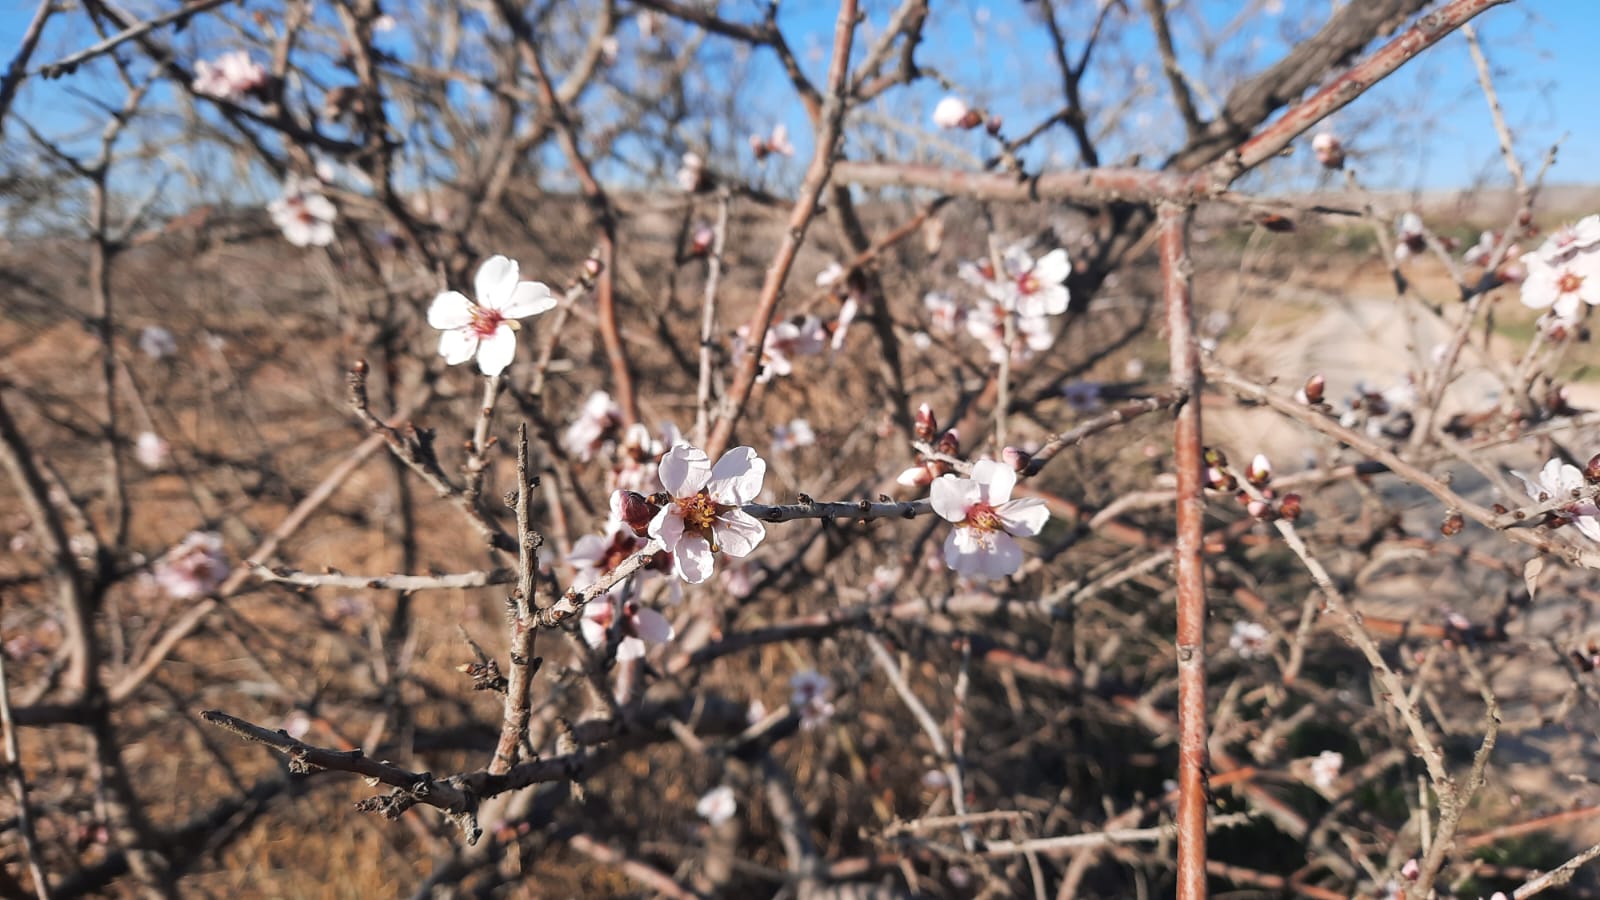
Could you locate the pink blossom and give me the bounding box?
[1534,214,1600,265]
[1310,750,1343,790]
[192,51,267,101]
[428,255,556,376]
[1521,250,1600,319]
[1512,458,1600,542]
[675,152,706,192]
[580,597,673,661]
[931,460,1050,578]
[1310,131,1345,169]
[135,431,170,470]
[268,175,337,248]
[138,326,177,360]
[995,244,1072,317]
[1230,621,1270,659]
[153,531,229,599]
[648,443,767,583]
[563,390,622,461]
[932,96,974,129]
[737,316,826,384]
[790,669,835,729]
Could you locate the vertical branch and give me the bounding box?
[694,188,731,448]
[0,0,52,132]
[0,651,51,899]
[704,0,858,461]
[490,425,542,775]
[1161,201,1208,899]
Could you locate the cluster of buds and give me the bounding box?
[1204,450,1302,522]
[899,405,960,487]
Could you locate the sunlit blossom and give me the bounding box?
[428,255,556,376]
[696,785,737,825]
[648,443,767,583]
[580,596,673,661]
[931,459,1049,578]
[192,50,267,101]
[564,390,622,461]
[1521,251,1600,319]
[1230,621,1270,659]
[1511,458,1600,542]
[1310,750,1343,790]
[933,96,974,129]
[135,431,170,470]
[1534,214,1600,265]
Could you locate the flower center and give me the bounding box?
[469,305,506,339]
[963,502,1003,533]
[1557,271,1585,295]
[674,492,723,535]
[1017,273,1039,295]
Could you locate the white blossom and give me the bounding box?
[428,255,556,376]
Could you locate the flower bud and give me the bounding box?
[1205,465,1236,492]
[1003,446,1031,473]
[915,403,938,443]
[612,490,657,537]
[1311,132,1345,170]
[1278,493,1302,521]
[1246,453,1272,487]
[1441,510,1464,536]
[583,256,604,280]
[936,428,960,457]
[932,96,970,129]
[1586,454,1600,484]
[985,115,1003,136]
[1246,498,1273,520]
[1302,374,1325,405]
[1203,447,1228,468]
[690,222,715,256]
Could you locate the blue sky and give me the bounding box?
[0,0,1593,197]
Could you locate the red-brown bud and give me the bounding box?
[936,428,960,457]
[1246,453,1272,487]
[1003,446,1031,473]
[1302,374,1325,405]
[1278,493,1302,521]
[1441,510,1465,537]
[1585,454,1600,484]
[985,115,1003,136]
[583,256,605,279]
[612,490,657,537]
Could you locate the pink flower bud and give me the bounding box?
[1246,453,1272,487]
[1301,374,1325,405]
[1311,132,1345,169]
[915,403,938,443]
[932,96,970,129]
[1246,498,1273,520]
[583,256,604,279]
[985,115,1002,136]
[1400,858,1420,881]
[936,428,960,457]
[612,490,657,537]
[690,222,714,255]
[1586,454,1600,484]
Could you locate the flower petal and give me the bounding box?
[1032,248,1070,285]
[997,497,1050,537]
[438,329,479,366]
[930,474,975,523]
[579,617,606,648]
[428,291,476,330]
[474,255,520,307]
[975,532,1023,578]
[615,636,646,661]
[632,607,675,643]
[970,459,1016,504]
[674,535,714,583]
[708,446,765,504]
[713,509,765,557]
[659,443,712,497]
[648,506,684,549]
[500,281,557,319]
[474,324,517,375]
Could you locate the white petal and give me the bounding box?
[674,535,714,583]
[976,532,1023,578]
[648,507,684,549]
[713,509,765,557]
[474,325,518,375]
[930,474,975,523]
[1032,248,1071,284]
[500,281,557,319]
[971,459,1016,504]
[615,636,646,661]
[579,617,606,648]
[659,443,711,497]
[474,255,520,307]
[708,446,766,504]
[437,329,479,366]
[428,291,476,330]
[997,497,1050,537]
[633,607,675,643]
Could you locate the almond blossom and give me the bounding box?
[770,418,815,453]
[268,175,337,248]
[1534,214,1600,265]
[1230,621,1270,659]
[580,597,673,661]
[1511,458,1600,542]
[1310,131,1345,169]
[1521,250,1600,319]
[994,244,1072,317]
[135,431,170,470]
[138,325,177,360]
[648,443,767,583]
[563,390,622,461]
[192,51,267,101]
[749,123,794,160]
[736,316,826,384]
[933,96,976,129]
[428,255,556,376]
[1310,750,1343,790]
[931,459,1049,578]
[696,785,737,825]
[153,531,229,599]
[790,669,835,730]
